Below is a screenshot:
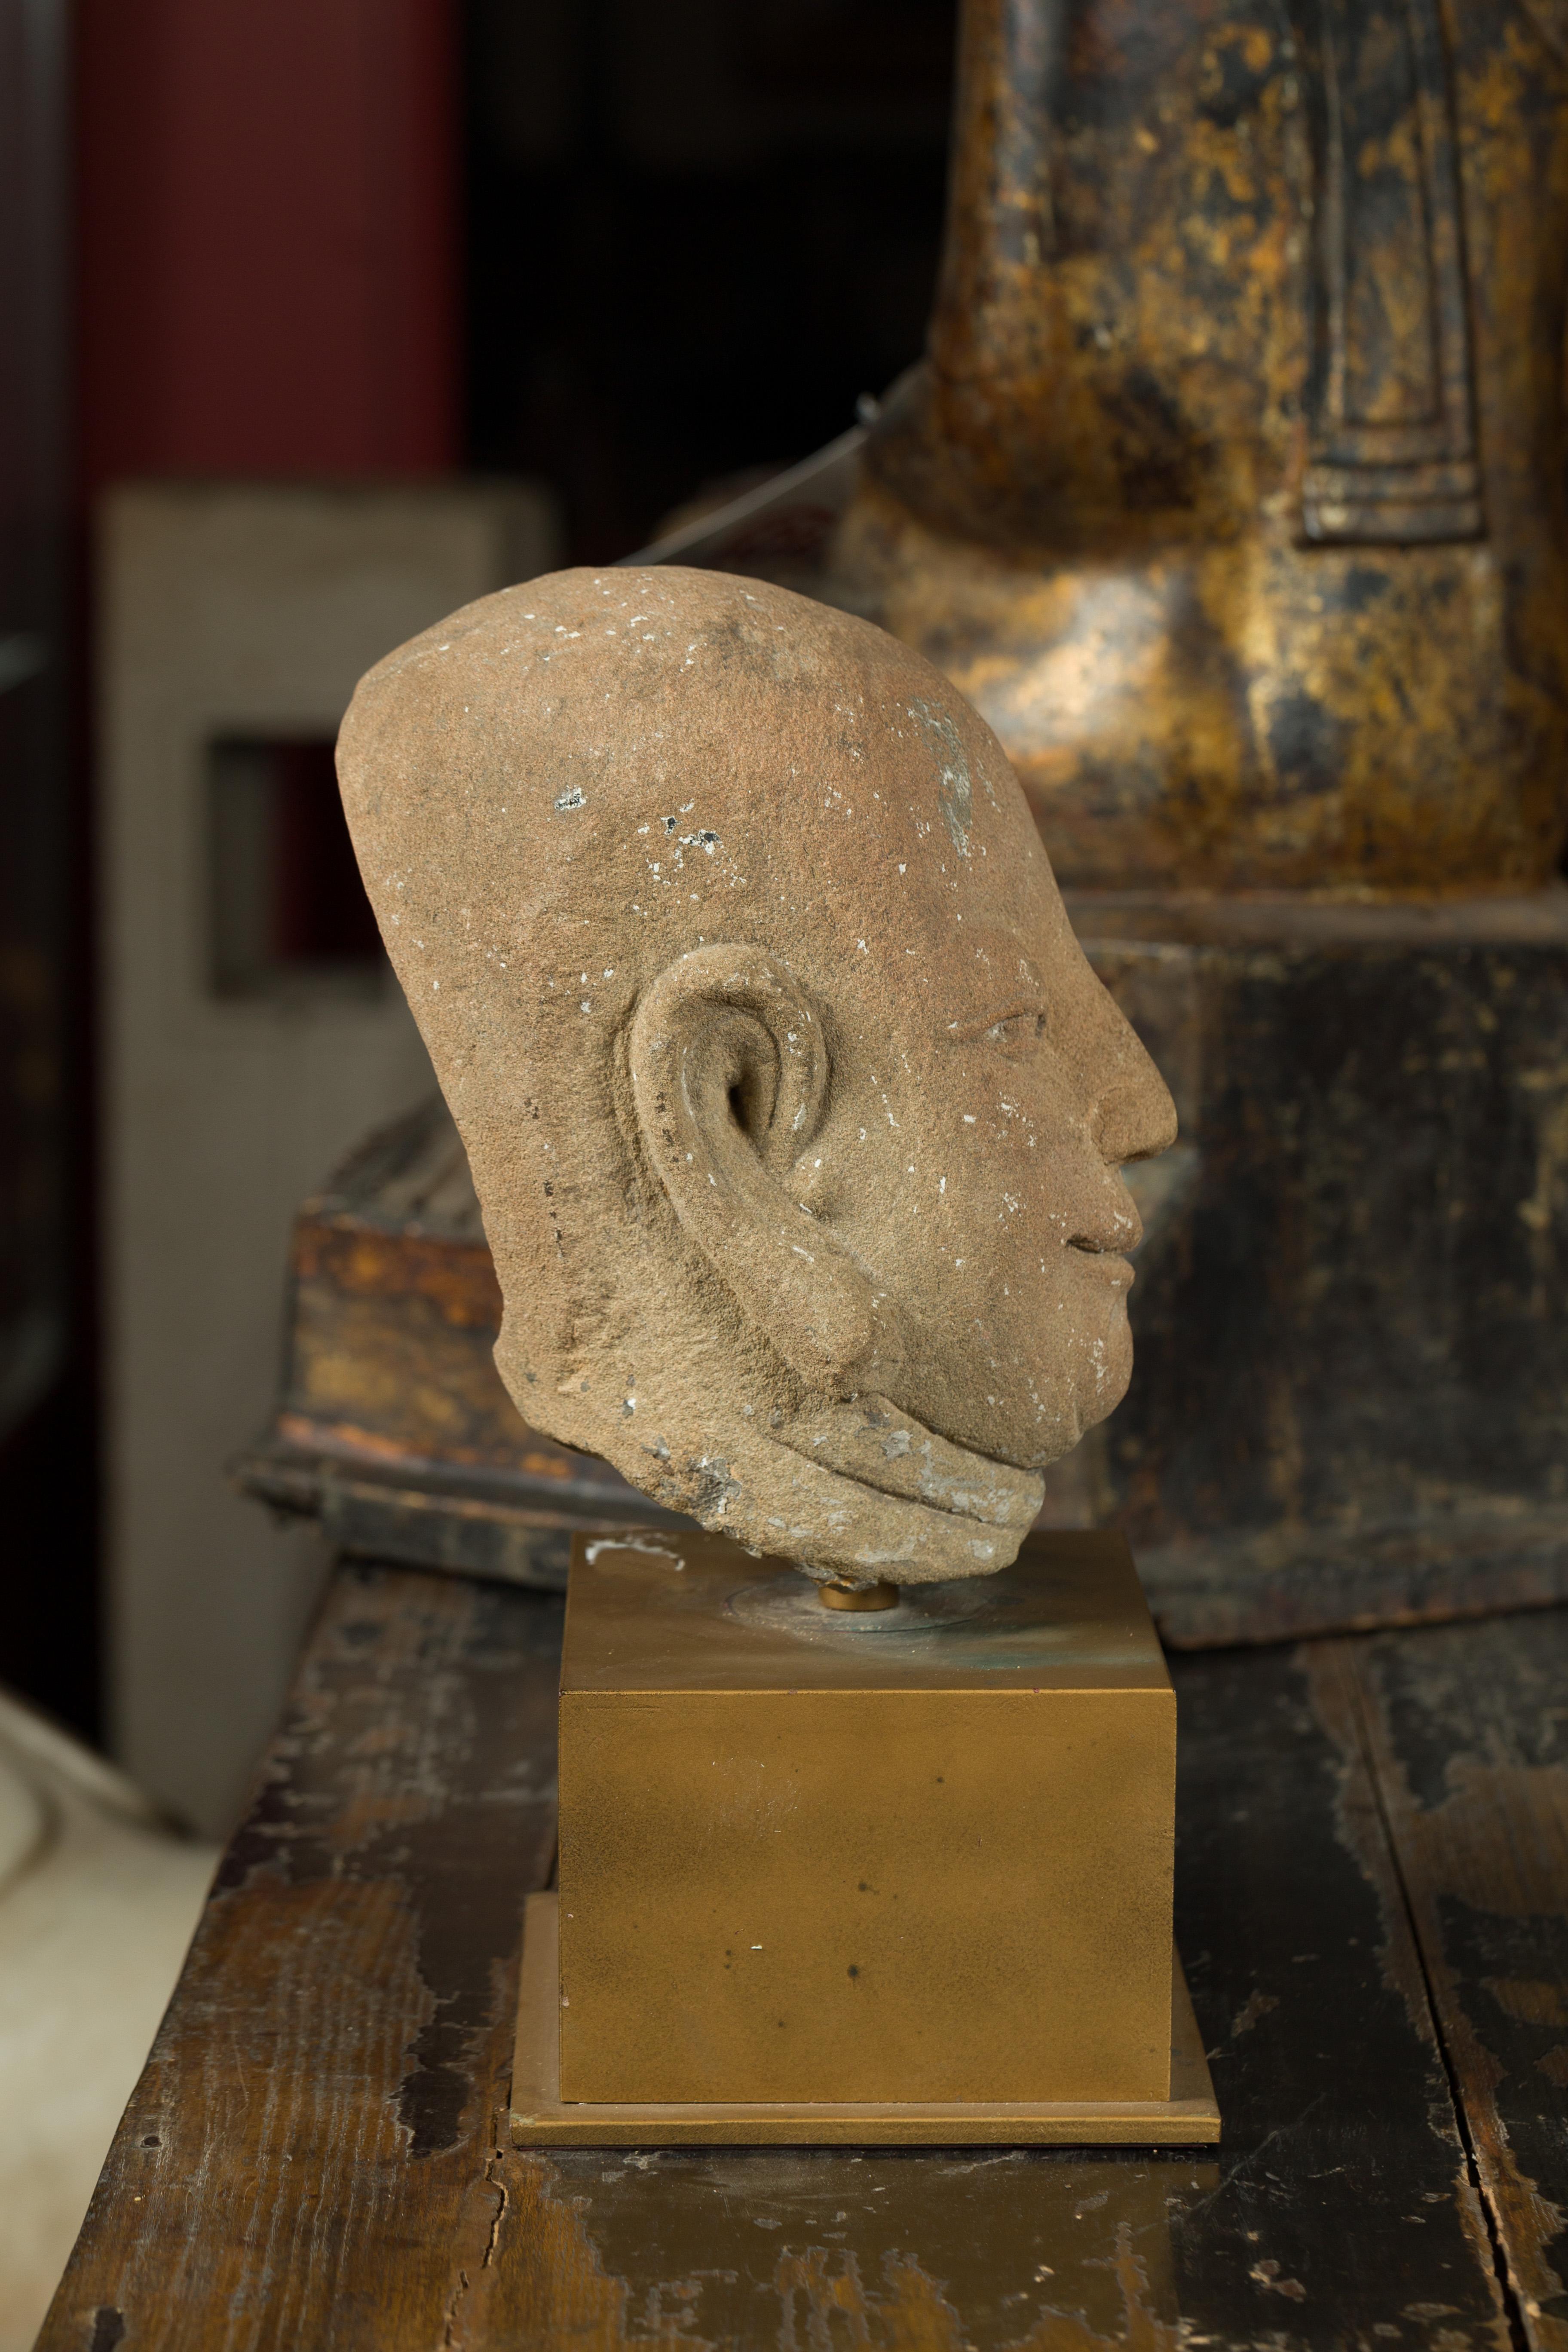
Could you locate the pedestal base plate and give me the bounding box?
[510,1895,1220,2149]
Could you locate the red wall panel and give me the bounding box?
[78,0,459,487]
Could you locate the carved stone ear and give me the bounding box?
[629,945,873,1390]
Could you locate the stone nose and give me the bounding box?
[1087,1032,1179,1169]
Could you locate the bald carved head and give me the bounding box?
[337,567,1175,1585]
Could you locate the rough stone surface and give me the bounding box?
[337,567,1174,1582]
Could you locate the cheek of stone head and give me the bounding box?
[335,566,1173,1585]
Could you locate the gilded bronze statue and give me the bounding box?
[826,0,1568,892]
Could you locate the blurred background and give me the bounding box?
[16,0,1568,1902]
[11,6,1568,2338]
[2,0,960,1840]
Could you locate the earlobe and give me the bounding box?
[630,945,874,1390]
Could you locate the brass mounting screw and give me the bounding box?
[819,1580,900,1612]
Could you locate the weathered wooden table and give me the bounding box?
[37,1563,1568,2350]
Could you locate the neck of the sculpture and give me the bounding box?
[713,1390,1046,1589]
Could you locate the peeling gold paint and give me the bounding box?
[823,0,1568,893]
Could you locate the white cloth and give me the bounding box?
[0,1690,215,2348]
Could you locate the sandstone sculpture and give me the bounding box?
[337,568,1174,1586]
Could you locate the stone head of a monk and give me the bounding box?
[337,567,1175,1586]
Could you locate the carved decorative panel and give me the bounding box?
[1297,0,1482,544]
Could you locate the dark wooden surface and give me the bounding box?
[37,1563,1568,2350]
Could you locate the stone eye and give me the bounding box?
[945,1005,1047,1051]
[945,1007,1044,1054]
[984,1009,1047,1052]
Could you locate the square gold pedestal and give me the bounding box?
[511,1894,1219,2145]
[511,1529,1219,2147]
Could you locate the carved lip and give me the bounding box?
[1067,1182,1143,1258]
[1066,1231,1138,1261]
[1065,1240,1137,1291]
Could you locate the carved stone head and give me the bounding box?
[337,567,1175,1584]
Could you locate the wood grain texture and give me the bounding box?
[1168,1640,1507,2349]
[1354,1612,1568,2351]
[36,1565,560,2352]
[38,1564,1553,2349]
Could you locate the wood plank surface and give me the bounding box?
[37,1565,561,2352]
[1166,1640,1505,2348]
[1354,1611,1568,2352]
[39,1565,1553,2350]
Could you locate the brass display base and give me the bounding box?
[510,1895,1221,2148]
[557,1531,1181,2108]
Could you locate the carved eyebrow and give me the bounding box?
[945,1004,1048,1045]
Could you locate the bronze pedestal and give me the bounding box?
[510,1530,1219,2148]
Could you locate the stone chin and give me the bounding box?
[891,1295,1136,1485]
[692,1392,1048,1589]
[1057,1296,1137,1461]
[508,1349,1048,1591]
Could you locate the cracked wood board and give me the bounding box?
[35,1565,562,2352]
[1353,1612,1568,2352]
[37,1563,1535,2348]
[1137,1640,1506,2346]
